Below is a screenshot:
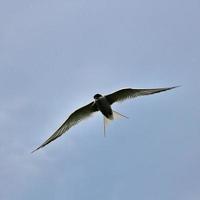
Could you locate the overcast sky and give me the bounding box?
[0,0,200,199]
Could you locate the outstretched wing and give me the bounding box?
[105,86,178,105]
[32,101,97,153]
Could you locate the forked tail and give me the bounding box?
[113,110,129,120]
[103,110,128,136]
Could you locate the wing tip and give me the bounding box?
[31,146,42,154]
[171,85,181,89]
[167,85,181,91]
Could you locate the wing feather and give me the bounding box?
[32,101,97,153]
[105,86,179,105]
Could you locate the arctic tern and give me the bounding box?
[32,86,178,153]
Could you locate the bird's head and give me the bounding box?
[93,94,102,100]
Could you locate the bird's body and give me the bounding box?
[32,86,179,153]
[94,95,113,119]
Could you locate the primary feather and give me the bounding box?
[32,102,97,153]
[105,86,179,105]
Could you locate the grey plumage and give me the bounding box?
[32,86,178,153]
[106,86,178,105]
[32,102,97,153]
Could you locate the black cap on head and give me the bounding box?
[94,94,102,99]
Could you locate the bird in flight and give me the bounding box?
[32,86,178,153]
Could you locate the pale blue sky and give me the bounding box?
[0,0,200,199]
